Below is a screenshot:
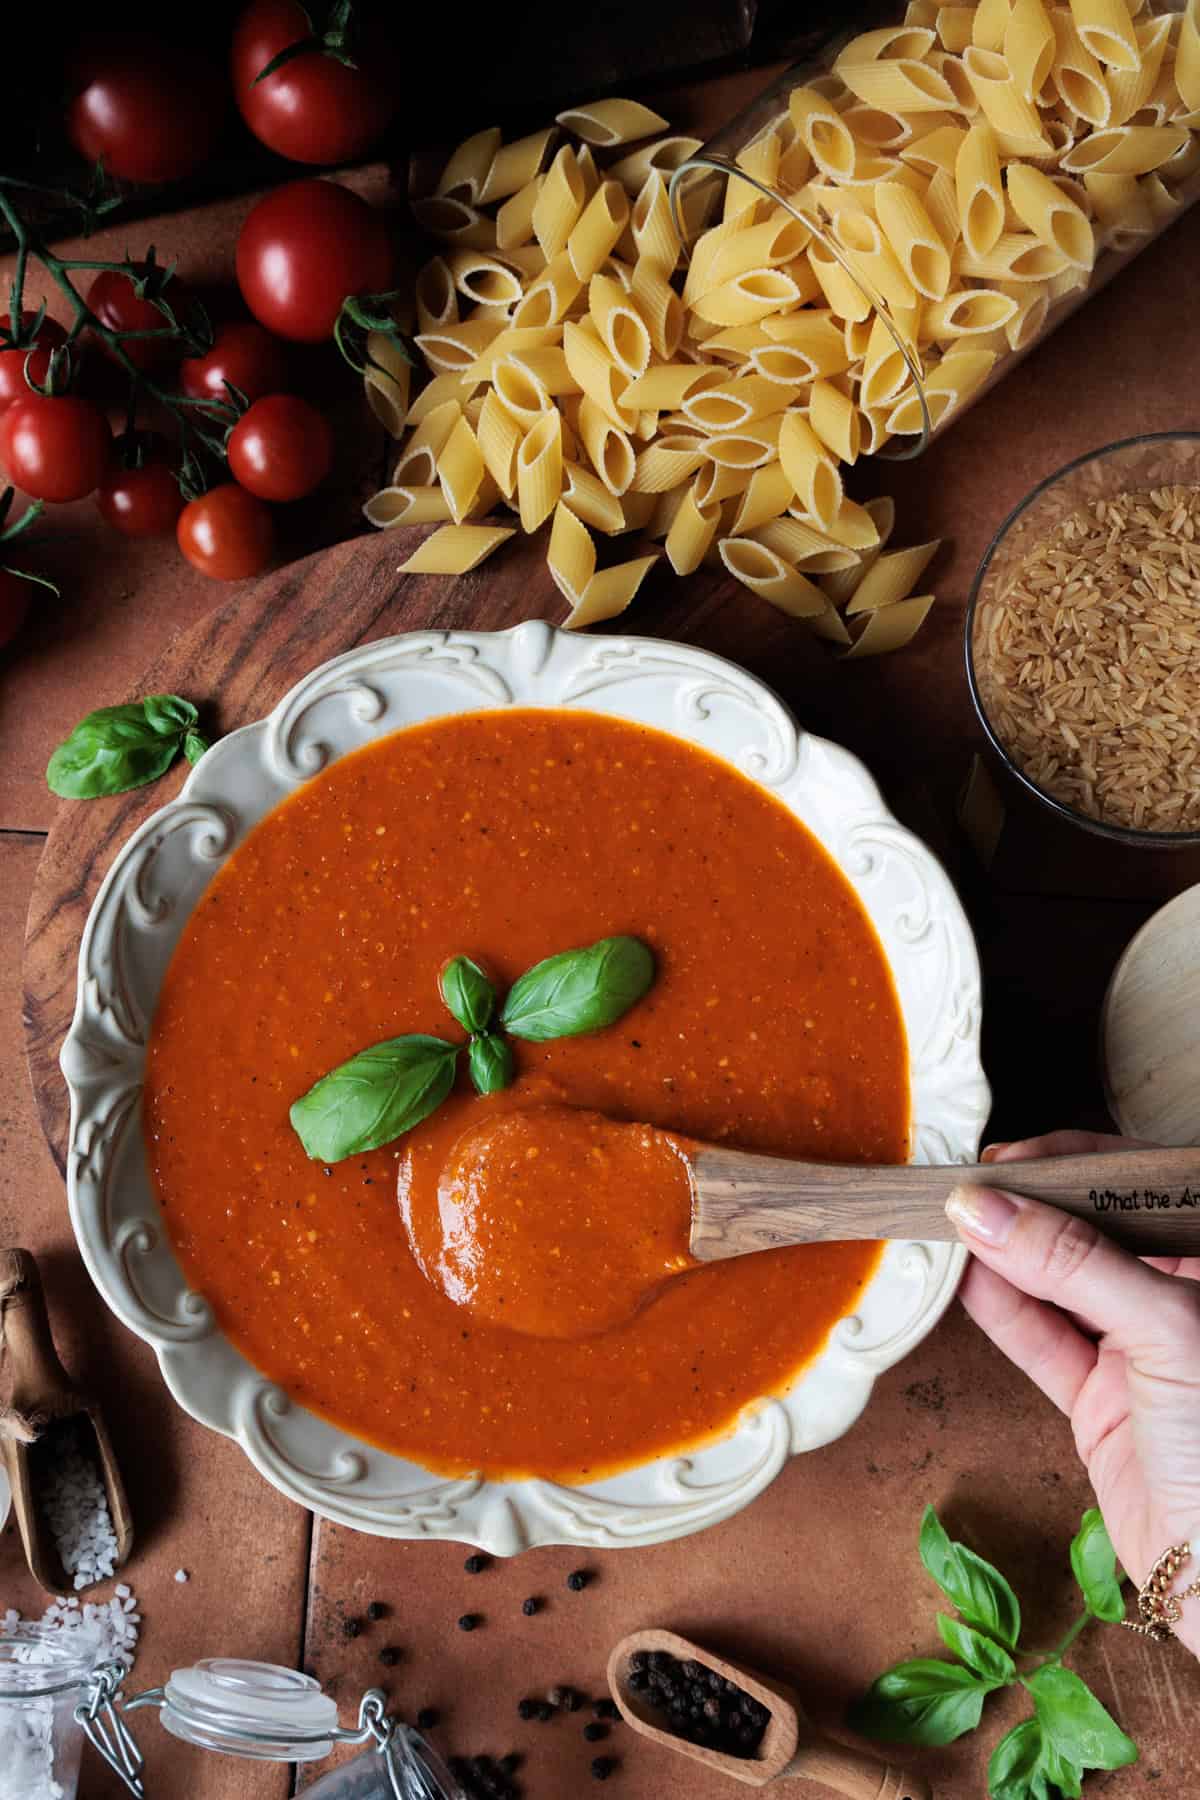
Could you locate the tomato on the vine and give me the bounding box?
[65,34,224,185]
[0,315,69,412]
[231,0,398,166]
[96,440,183,537]
[1,395,112,503]
[227,394,333,502]
[236,179,394,343]
[88,267,184,373]
[177,485,274,580]
[179,322,289,406]
[0,570,32,650]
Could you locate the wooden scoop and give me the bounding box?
[608,1628,932,1797]
[689,1145,1200,1261]
[0,1248,133,1593]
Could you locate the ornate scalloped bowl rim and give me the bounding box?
[61,622,990,1554]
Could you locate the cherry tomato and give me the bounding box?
[88,267,184,373]
[65,34,224,185]
[96,442,184,537]
[236,179,394,343]
[0,570,32,650]
[231,0,398,166]
[177,485,274,580]
[179,321,290,406]
[0,315,69,412]
[1,395,112,503]
[227,394,333,502]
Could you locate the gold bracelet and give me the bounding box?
[1120,1542,1200,1641]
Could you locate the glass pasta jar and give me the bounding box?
[669,0,1200,461]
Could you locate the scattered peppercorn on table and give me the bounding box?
[6,56,1200,1800]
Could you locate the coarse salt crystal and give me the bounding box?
[174,1570,189,1584]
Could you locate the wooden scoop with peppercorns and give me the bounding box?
[607,1628,932,1797]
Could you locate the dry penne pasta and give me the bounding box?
[665,479,722,574]
[719,538,829,617]
[398,522,515,573]
[479,128,557,204]
[844,592,936,656]
[437,128,502,202]
[846,540,941,613]
[555,97,670,147]
[516,409,563,531]
[562,460,627,533]
[363,485,454,528]
[376,28,1197,663]
[568,182,631,281]
[532,147,587,260]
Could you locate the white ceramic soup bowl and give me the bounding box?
[61,623,989,1553]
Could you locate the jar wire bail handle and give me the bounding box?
[75,1660,149,1797]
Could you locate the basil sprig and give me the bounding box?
[850,1506,1136,1799]
[47,694,210,799]
[290,935,655,1163]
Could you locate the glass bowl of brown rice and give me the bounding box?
[966,433,1200,848]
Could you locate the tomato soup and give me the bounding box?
[144,709,909,1482]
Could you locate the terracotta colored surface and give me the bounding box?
[6,58,1200,1800]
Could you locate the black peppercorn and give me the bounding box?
[498,1752,521,1775]
[566,1569,590,1591]
[417,1707,439,1731]
[583,1721,608,1742]
[341,1618,362,1639]
[590,1757,616,1780]
[366,1601,386,1621]
[593,1698,619,1721]
[521,1596,541,1616]
[534,1701,555,1722]
[464,1553,488,1574]
[457,1613,480,1632]
[628,1670,649,1692]
[378,1646,401,1667]
[630,1650,649,1671]
[517,1698,538,1720]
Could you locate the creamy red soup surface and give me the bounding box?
[144,707,909,1482]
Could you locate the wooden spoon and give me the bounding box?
[0,1248,133,1594]
[689,1145,1200,1262]
[608,1628,932,1796]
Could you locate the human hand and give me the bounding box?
[947,1130,1200,1658]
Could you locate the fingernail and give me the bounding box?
[946,1185,1019,1246]
[980,1142,1011,1164]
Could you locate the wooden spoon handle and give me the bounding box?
[690,1146,1200,1261]
[0,1248,74,1433]
[781,1737,932,1799]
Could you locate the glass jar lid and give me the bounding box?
[0,1621,99,1699]
[159,1659,339,1761]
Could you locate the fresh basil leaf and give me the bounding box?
[1070,1509,1125,1624]
[183,730,210,767]
[290,1034,458,1162]
[440,955,495,1035]
[848,1658,990,1748]
[502,935,654,1042]
[468,1032,514,1096]
[46,696,203,799]
[988,1719,1044,1800]
[936,1614,1015,1686]
[142,693,199,736]
[47,710,182,799]
[919,1506,1022,1650]
[1024,1665,1137,1778]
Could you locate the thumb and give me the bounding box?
[946,1184,1198,1363]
